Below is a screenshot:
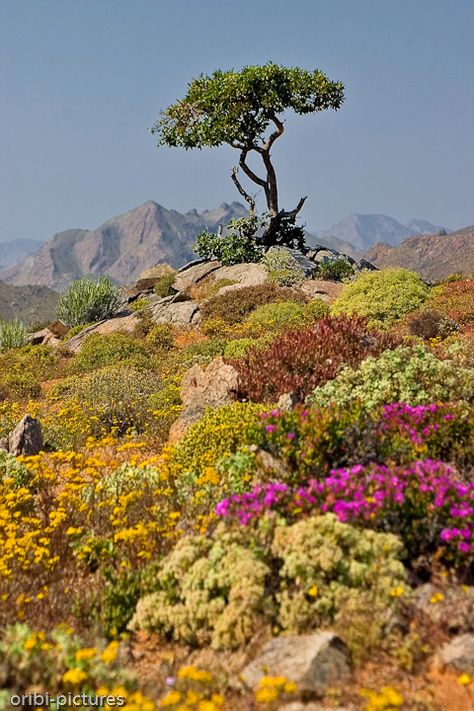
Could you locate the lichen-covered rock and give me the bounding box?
[210,262,269,293]
[241,633,351,696]
[8,415,43,456]
[151,298,200,326]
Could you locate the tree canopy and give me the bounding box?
[152,63,344,248]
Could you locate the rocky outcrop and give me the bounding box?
[151,297,200,326]
[298,279,344,303]
[134,263,175,292]
[241,633,351,697]
[173,261,222,293]
[169,357,240,441]
[7,415,43,456]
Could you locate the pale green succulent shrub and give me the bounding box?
[56,275,122,327]
[308,345,474,410]
[130,514,406,651]
[0,319,27,352]
[263,246,306,286]
[331,268,429,326]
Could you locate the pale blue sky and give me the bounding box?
[1,0,473,243]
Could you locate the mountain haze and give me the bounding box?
[316,214,448,252]
[1,201,247,290]
[0,239,42,270]
[364,226,474,281]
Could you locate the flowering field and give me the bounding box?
[0,271,473,710]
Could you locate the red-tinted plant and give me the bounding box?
[229,315,399,402]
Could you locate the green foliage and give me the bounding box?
[130,514,406,651]
[69,332,153,374]
[0,319,27,352]
[49,365,162,436]
[0,344,58,400]
[245,300,307,332]
[194,216,265,266]
[304,298,330,320]
[331,268,429,326]
[101,568,142,639]
[153,63,344,149]
[129,297,150,312]
[223,337,269,359]
[56,276,122,327]
[317,257,354,281]
[144,322,174,350]
[170,402,264,477]
[154,272,176,298]
[201,283,306,325]
[64,322,96,340]
[263,246,306,286]
[308,345,474,410]
[0,450,30,488]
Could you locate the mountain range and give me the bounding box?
[364,225,474,281]
[0,238,42,271]
[0,281,58,326]
[0,202,464,291]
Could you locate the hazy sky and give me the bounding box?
[1,0,473,244]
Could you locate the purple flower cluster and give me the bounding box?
[380,403,455,446]
[215,459,474,560]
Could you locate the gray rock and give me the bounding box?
[210,262,269,293]
[241,633,351,697]
[359,258,378,271]
[278,248,317,278]
[9,415,43,456]
[134,263,175,292]
[298,279,344,303]
[173,261,221,293]
[413,583,474,633]
[440,633,474,673]
[169,356,239,441]
[277,392,300,410]
[151,299,200,326]
[27,327,62,347]
[311,249,340,263]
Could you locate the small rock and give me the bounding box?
[27,327,62,347]
[277,392,300,410]
[413,583,474,633]
[241,633,351,697]
[440,633,474,673]
[169,356,239,441]
[358,258,378,271]
[173,261,221,293]
[298,279,344,303]
[9,415,43,456]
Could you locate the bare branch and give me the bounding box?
[231,166,256,215]
[263,114,285,151]
[239,149,267,189]
[280,196,308,219]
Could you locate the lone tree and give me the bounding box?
[152,62,344,249]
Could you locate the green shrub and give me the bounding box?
[303,297,330,321]
[263,246,306,286]
[201,283,305,325]
[64,322,96,340]
[145,322,174,350]
[56,276,122,327]
[171,402,264,478]
[223,337,270,359]
[194,216,265,266]
[130,514,406,651]
[154,272,176,298]
[308,345,474,410]
[69,332,153,374]
[245,300,307,332]
[407,309,459,340]
[129,297,150,312]
[49,365,162,436]
[0,319,27,352]
[317,257,354,281]
[331,268,429,326]
[0,344,58,400]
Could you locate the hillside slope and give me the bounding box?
[364,226,474,281]
[0,280,58,325]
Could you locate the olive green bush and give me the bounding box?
[308,345,474,410]
[317,257,354,281]
[407,309,459,340]
[303,298,330,321]
[130,514,406,651]
[154,272,176,298]
[245,300,307,332]
[56,276,122,327]
[194,216,265,266]
[0,344,58,400]
[0,451,30,488]
[69,332,154,374]
[201,283,306,325]
[331,268,429,326]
